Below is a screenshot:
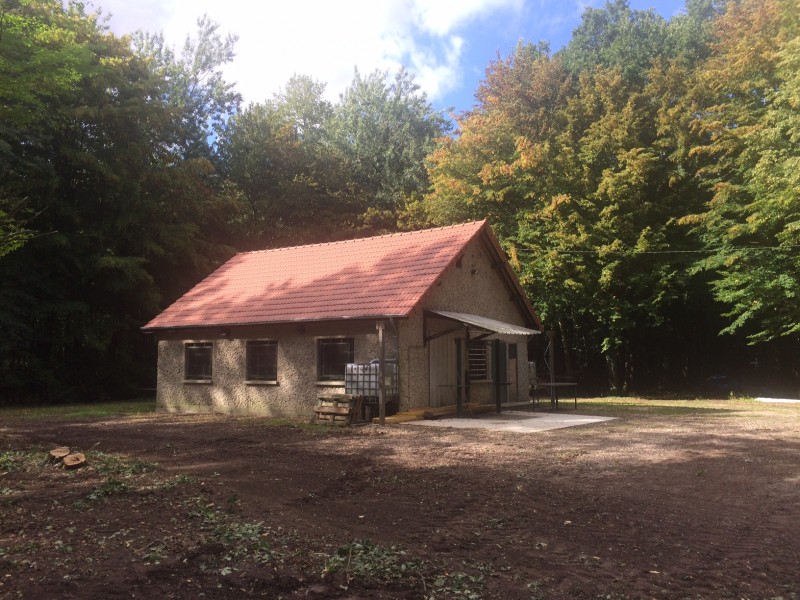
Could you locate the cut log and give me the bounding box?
[49,447,71,463]
[62,453,86,469]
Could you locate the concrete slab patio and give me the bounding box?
[756,397,800,404]
[404,410,615,433]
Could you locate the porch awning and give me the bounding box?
[428,310,541,336]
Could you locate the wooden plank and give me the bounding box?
[314,393,367,426]
[466,404,496,415]
[314,406,351,416]
[400,403,477,417]
[347,396,364,425]
[376,414,425,424]
[319,393,354,400]
[372,402,496,424]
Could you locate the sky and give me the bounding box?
[91,0,687,115]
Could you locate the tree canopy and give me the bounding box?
[425,0,800,393]
[0,0,447,401]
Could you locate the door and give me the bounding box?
[428,331,460,407]
[507,343,518,403]
[492,340,508,405]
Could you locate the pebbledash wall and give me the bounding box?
[156,234,533,416]
[157,321,382,416]
[400,234,531,408]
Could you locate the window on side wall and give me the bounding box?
[185,342,212,381]
[317,338,354,381]
[246,340,278,381]
[468,341,491,381]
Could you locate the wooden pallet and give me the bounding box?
[314,394,363,426]
[372,402,495,424]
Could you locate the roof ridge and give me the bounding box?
[239,220,486,255]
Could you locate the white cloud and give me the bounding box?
[411,0,523,36]
[408,35,465,103]
[91,0,523,106]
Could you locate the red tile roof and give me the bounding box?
[143,221,503,331]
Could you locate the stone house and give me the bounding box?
[141,221,542,417]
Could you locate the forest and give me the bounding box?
[1,0,798,402]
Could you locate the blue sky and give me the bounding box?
[95,0,687,115]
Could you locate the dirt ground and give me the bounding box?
[1,399,799,599]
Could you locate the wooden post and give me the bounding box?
[494,340,502,414]
[461,326,470,418]
[377,321,386,425]
[455,338,463,413]
[547,330,556,408]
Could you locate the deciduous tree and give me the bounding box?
[690,0,800,343]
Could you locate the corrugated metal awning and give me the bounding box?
[428,311,541,336]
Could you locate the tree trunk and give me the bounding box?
[606,350,625,394]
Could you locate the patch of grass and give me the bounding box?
[0,541,39,564]
[70,452,165,507]
[0,398,155,421]
[237,416,352,434]
[183,497,284,567]
[86,477,132,501]
[187,497,220,525]
[0,449,41,474]
[428,571,485,599]
[143,540,167,565]
[215,521,276,562]
[91,452,157,478]
[155,473,196,490]
[575,397,759,418]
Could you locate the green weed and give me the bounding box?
[143,541,167,565]
[0,450,39,474]
[87,477,131,501]
[92,452,157,477]
[215,521,274,561]
[187,498,219,525]
[155,473,196,490]
[184,497,282,567]
[323,539,422,585]
[428,571,485,599]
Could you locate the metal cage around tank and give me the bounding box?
[345,362,399,419]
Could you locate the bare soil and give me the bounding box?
[1,400,798,599]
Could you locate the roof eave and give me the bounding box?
[141,313,410,334]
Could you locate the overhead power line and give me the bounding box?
[512,245,800,255]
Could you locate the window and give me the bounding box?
[468,341,491,380]
[185,342,212,380]
[317,338,354,381]
[246,340,278,381]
